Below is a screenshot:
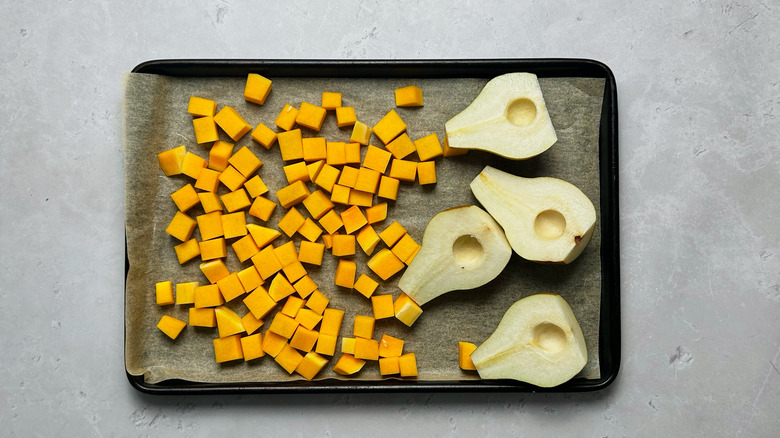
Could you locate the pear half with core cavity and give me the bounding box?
[444,72,557,159]
[398,205,511,306]
[470,166,596,264]
[470,293,587,387]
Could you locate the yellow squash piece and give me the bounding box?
[373,109,406,144]
[189,307,216,327]
[394,293,423,327]
[333,353,366,375]
[296,351,329,380]
[398,352,418,377]
[366,248,405,281]
[165,211,197,242]
[244,73,272,105]
[214,106,252,141]
[240,333,266,361]
[243,286,277,319]
[213,334,244,363]
[371,294,395,319]
[174,238,200,264]
[157,315,186,339]
[188,96,217,117]
[215,306,245,338]
[275,344,305,374]
[295,102,327,131]
[379,334,404,357]
[395,85,423,107]
[155,281,174,306]
[353,274,379,298]
[193,117,219,144]
[458,341,477,370]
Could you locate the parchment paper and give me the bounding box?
[123,71,605,385]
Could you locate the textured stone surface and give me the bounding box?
[1,1,778,436]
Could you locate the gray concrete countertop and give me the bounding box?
[1,1,777,436]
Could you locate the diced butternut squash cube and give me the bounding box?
[273,241,299,266]
[282,260,307,283]
[319,209,344,235]
[341,338,356,355]
[398,352,418,377]
[315,333,338,356]
[241,311,264,335]
[181,152,208,179]
[296,351,329,380]
[332,234,356,257]
[196,211,223,240]
[293,275,318,299]
[345,142,361,164]
[228,146,263,177]
[354,338,379,361]
[276,180,310,209]
[194,168,221,192]
[244,73,272,105]
[379,221,407,246]
[275,344,305,374]
[269,312,300,339]
[417,161,437,185]
[326,141,347,166]
[232,235,259,262]
[214,106,252,141]
[283,161,310,184]
[188,96,217,117]
[289,326,319,352]
[442,133,468,157]
[335,106,356,127]
[458,341,478,370]
[379,356,400,375]
[174,238,200,264]
[193,116,219,144]
[333,353,365,375]
[209,141,235,172]
[348,189,373,207]
[251,245,283,279]
[268,273,296,302]
[354,167,381,194]
[189,307,216,327]
[395,85,423,107]
[278,207,306,237]
[379,334,404,357]
[302,189,335,220]
[155,281,174,306]
[166,211,197,241]
[248,196,277,221]
[220,189,251,213]
[175,281,198,305]
[394,293,423,327]
[213,334,244,363]
[350,120,372,145]
[247,224,281,248]
[197,192,223,213]
[355,221,378,255]
[338,166,360,188]
[388,159,417,182]
[295,308,323,330]
[314,163,340,193]
[371,294,395,319]
[304,290,330,314]
[377,176,400,200]
[281,295,306,317]
[307,159,326,181]
[243,286,276,319]
[215,305,245,338]
[353,315,375,339]
[244,175,269,198]
[320,308,344,336]
[275,104,299,131]
[365,202,387,225]
[194,283,224,308]
[302,137,327,162]
[277,128,303,161]
[241,333,265,361]
[321,91,342,110]
[362,145,392,174]
[297,218,323,242]
[262,330,288,357]
[296,102,327,131]
[199,259,230,284]
[218,166,247,192]
[237,265,263,292]
[221,211,247,238]
[335,259,356,288]
[414,133,443,161]
[354,274,379,298]
[251,122,277,149]
[366,248,405,281]
[216,272,246,302]
[298,241,325,266]
[199,237,227,261]
[391,233,421,265]
[330,184,351,205]
[373,109,407,145]
[385,133,416,160]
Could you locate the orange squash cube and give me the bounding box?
[295,308,323,330]
[371,294,395,319]
[277,128,303,161]
[166,211,197,241]
[276,180,310,209]
[304,290,330,314]
[417,161,437,185]
[296,351,329,380]
[262,330,288,357]
[269,312,300,339]
[307,160,326,181]
[281,295,306,317]
[330,184,351,205]
[319,209,344,235]
[388,159,417,182]
[302,189,335,220]
[379,334,404,357]
[171,183,200,212]
[193,116,219,144]
[241,311,264,335]
[251,245,283,280]
[333,353,365,375]
[326,141,347,166]
[214,106,252,141]
[332,234,356,257]
[237,265,263,292]
[377,176,399,200]
[354,274,379,298]
[353,315,375,339]
[341,338,356,354]
[302,137,327,162]
[315,333,338,356]
[345,142,361,164]
[275,344,304,374]
[458,341,477,370]
[193,284,224,308]
[181,152,208,179]
[199,259,230,284]
[395,85,423,107]
[335,259,356,288]
[248,196,277,221]
[196,211,223,240]
[362,145,392,174]
[199,237,227,261]
[240,333,265,361]
[365,203,387,225]
[293,275,318,299]
[251,122,277,149]
[218,166,247,192]
[188,96,217,117]
[194,168,221,192]
[247,224,281,249]
[243,286,276,319]
[289,326,319,352]
[295,102,327,131]
[268,273,296,302]
[275,104,299,131]
[391,233,421,265]
[350,120,372,145]
[220,188,251,213]
[335,106,356,127]
[221,211,247,238]
[213,334,244,363]
[273,241,298,266]
[348,189,373,208]
[232,235,260,263]
[385,133,416,159]
[394,293,423,327]
[175,281,198,305]
[354,337,379,361]
[414,133,443,161]
[209,141,235,172]
[282,260,307,283]
[215,305,245,338]
[320,308,344,336]
[298,241,325,266]
[321,91,342,110]
[338,166,360,188]
[373,109,406,144]
[189,307,216,327]
[197,192,223,213]
[314,163,340,193]
[229,146,263,178]
[244,73,272,105]
[356,225,380,256]
[379,221,407,247]
[217,272,246,302]
[354,167,381,194]
[379,356,400,375]
[366,248,405,281]
[244,175,269,198]
[283,161,310,184]
[399,352,418,377]
[278,207,306,237]
[297,218,323,242]
[174,238,200,264]
[155,281,174,306]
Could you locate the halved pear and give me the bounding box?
[444,72,557,159]
[470,293,587,387]
[470,166,596,264]
[398,205,511,306]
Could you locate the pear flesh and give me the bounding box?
[398,205,512,306]
[444,72,557,160]
[470,293,587,387]
[470,166,596,264]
